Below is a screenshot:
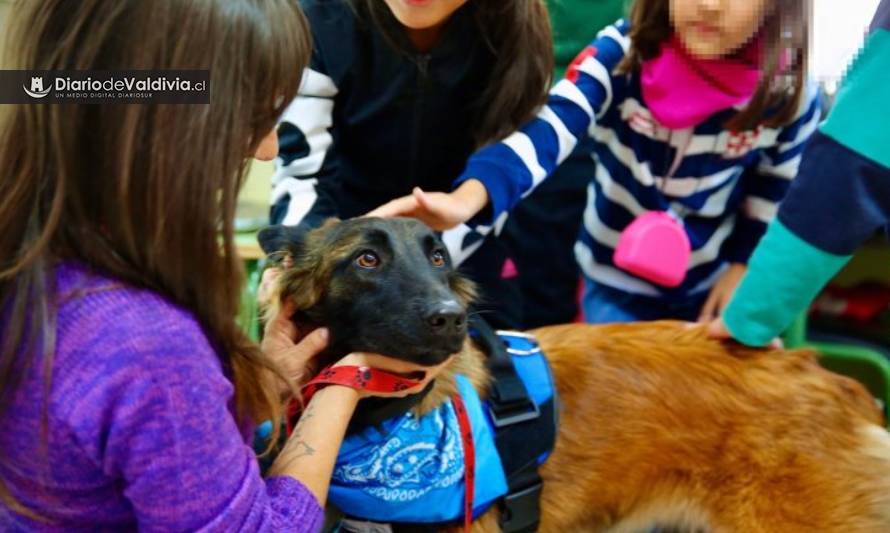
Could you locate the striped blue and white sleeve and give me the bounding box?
[723,85,821,264]
[266,51,340,245]
[454,22,630,227]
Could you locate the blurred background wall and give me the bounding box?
[812,0,882,93]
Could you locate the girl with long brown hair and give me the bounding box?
[373,0,822,326]
[259,0,554,330]
[0,0,440,528]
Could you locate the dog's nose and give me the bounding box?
[425,300,466,333]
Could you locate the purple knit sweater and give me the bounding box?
[0,263,323,532]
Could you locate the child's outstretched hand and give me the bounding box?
[698,263,747,322]
[365,179,489,231]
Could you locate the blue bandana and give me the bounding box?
[328,331,555,524]
[329,375,508,523]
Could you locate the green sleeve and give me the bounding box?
[546,0,628,79]
[820,29,890,168]
[722,220,851,347]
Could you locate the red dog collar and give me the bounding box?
[301,364,424,405]
[287,365,424,436]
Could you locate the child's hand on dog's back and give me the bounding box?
[707,317,783,349]
[366,180,489,231]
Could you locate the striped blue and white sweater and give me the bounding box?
[455,21,821,301]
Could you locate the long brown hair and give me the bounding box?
[352,0,554,146]
[0,0,311,514]
[619,0,810,131]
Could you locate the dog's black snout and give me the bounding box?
[425,300,466,333]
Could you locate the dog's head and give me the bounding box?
[263,217,476,368]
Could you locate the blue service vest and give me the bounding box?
[328,331,556,524]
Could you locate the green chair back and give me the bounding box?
[784,314,890,428]
[239,259,263,342]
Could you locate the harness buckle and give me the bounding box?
[488,398,540,429]
[500,481,543,533]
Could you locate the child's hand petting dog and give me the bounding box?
[366,180,489,231]
[706,317,784,349]
[262,299,330,399]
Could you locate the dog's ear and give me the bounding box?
[257,223,310,260]
[258,218,343,258]
[260,242,328,325]
[270,220,343,314]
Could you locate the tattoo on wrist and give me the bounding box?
[290,402,316,450]
[286,440,316,461]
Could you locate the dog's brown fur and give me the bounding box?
[464,323,890,532]
[275,219,890,532]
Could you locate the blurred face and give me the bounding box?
[254,129,278,161]
[382,0,469,30]
[670,0,772,58]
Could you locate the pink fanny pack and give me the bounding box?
[614,212,691,288]
[614,35,762,287]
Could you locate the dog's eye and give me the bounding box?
[430,250,446,267]
[356,251,380,269]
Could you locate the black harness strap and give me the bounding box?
[468,316,558,533]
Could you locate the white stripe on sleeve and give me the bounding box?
[502,132,548,190]
[271,177,319,226]
[576,57,613,118]
[538,105,579,164]
[597,24,631,53]
[273,68,338,182]
[550,80,595,121]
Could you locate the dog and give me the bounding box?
[265,217,890,532]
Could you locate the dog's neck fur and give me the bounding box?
[413,340,492,416]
